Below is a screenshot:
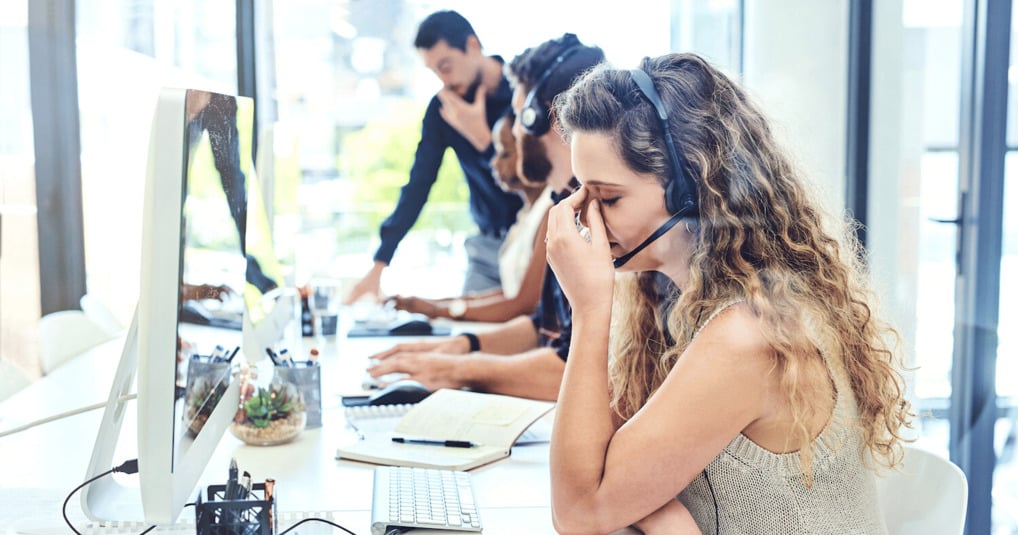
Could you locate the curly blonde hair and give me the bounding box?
[555,53,913,484]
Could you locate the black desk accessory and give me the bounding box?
[341,379,432,407]
[346,315,452,338]
[197,460,276,534]
[195,481,276,534]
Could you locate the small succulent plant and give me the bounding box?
[235,382,303,429]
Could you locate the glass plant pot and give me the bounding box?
[183,359,232,438]
[230,377,306,446]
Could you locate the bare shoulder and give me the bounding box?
[688,302,773,371]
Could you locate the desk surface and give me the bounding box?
[0,317,619,534]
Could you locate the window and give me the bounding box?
[263,0,675,296]
[0,1,40,378]
[75,0,237,325]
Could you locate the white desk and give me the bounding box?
[0,320,588,534]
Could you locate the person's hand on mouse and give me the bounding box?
[368,336,470,362]
[367,352,464,392]
[386,295,440,318]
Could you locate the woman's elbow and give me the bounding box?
[552,503,613,535]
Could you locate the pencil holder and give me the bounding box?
[195,482,276,534]
[184,359,233,437]
[274,364,322,428]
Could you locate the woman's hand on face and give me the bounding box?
[546,186,615,314]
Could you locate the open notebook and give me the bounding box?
[336,389,555,471]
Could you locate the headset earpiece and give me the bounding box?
[520,45,582,136]
[629,68,698,217]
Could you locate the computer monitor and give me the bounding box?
[81,87,254,524]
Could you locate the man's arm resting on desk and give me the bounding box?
[468,316,540,355]
[456,347,564,401]
[368,346,564,400]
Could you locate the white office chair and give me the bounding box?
[875,444,968,535]
[79,293,126,337]
[38,309,119,375]
[0,359,31,401]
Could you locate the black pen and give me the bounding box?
[391,437,475,448]
[225,345,241,363]
[225,458,239,499]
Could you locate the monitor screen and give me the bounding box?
[82,88,252,524]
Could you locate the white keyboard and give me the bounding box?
[371,466,482,535]
[81,510,341,533]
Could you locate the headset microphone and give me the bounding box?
[612,67,698,269]
[612,212,684,269]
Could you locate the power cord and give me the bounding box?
[703,468,719,535]
[0,393,137,438]
[278,516,359,534]
[62,458,154,535]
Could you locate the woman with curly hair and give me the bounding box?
[545,53,913,534]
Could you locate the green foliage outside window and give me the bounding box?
[337,100,474,244]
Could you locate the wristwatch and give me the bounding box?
[448,298,468,319]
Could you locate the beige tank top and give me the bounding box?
[679,301,887,534]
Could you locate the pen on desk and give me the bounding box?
[346,419,365,440]
[391,437,475,448]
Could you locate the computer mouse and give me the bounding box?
[368,379,432,405]
[387,318,433,336]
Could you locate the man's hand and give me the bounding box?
[369,336,471,362]
[344,261,386,305]
[387,295,440,317]
[367,351,467,391]
[181,283,236,302]
[437,86,491,151]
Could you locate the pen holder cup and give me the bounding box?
[195,482,276,535]
[274,365,322,429]
[184,360,233,437]
[230,377,306,446]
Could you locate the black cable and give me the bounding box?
[62,459,140,535]
[703,468,719,535]
[278,517,358,535]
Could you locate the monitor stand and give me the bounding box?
[81,309,145,523]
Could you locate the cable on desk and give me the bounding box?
[278,516,359,535]
[0,393,137,438]
[62,458,154,535]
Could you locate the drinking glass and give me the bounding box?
[307,278,341,338]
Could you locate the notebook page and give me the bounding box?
[393,389,554,449]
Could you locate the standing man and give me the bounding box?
[345,10,523,303]
[366,34,606,401]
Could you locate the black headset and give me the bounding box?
[629,68,698,217]
[519,44,582,136]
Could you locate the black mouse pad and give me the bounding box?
[346,325,452,338]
